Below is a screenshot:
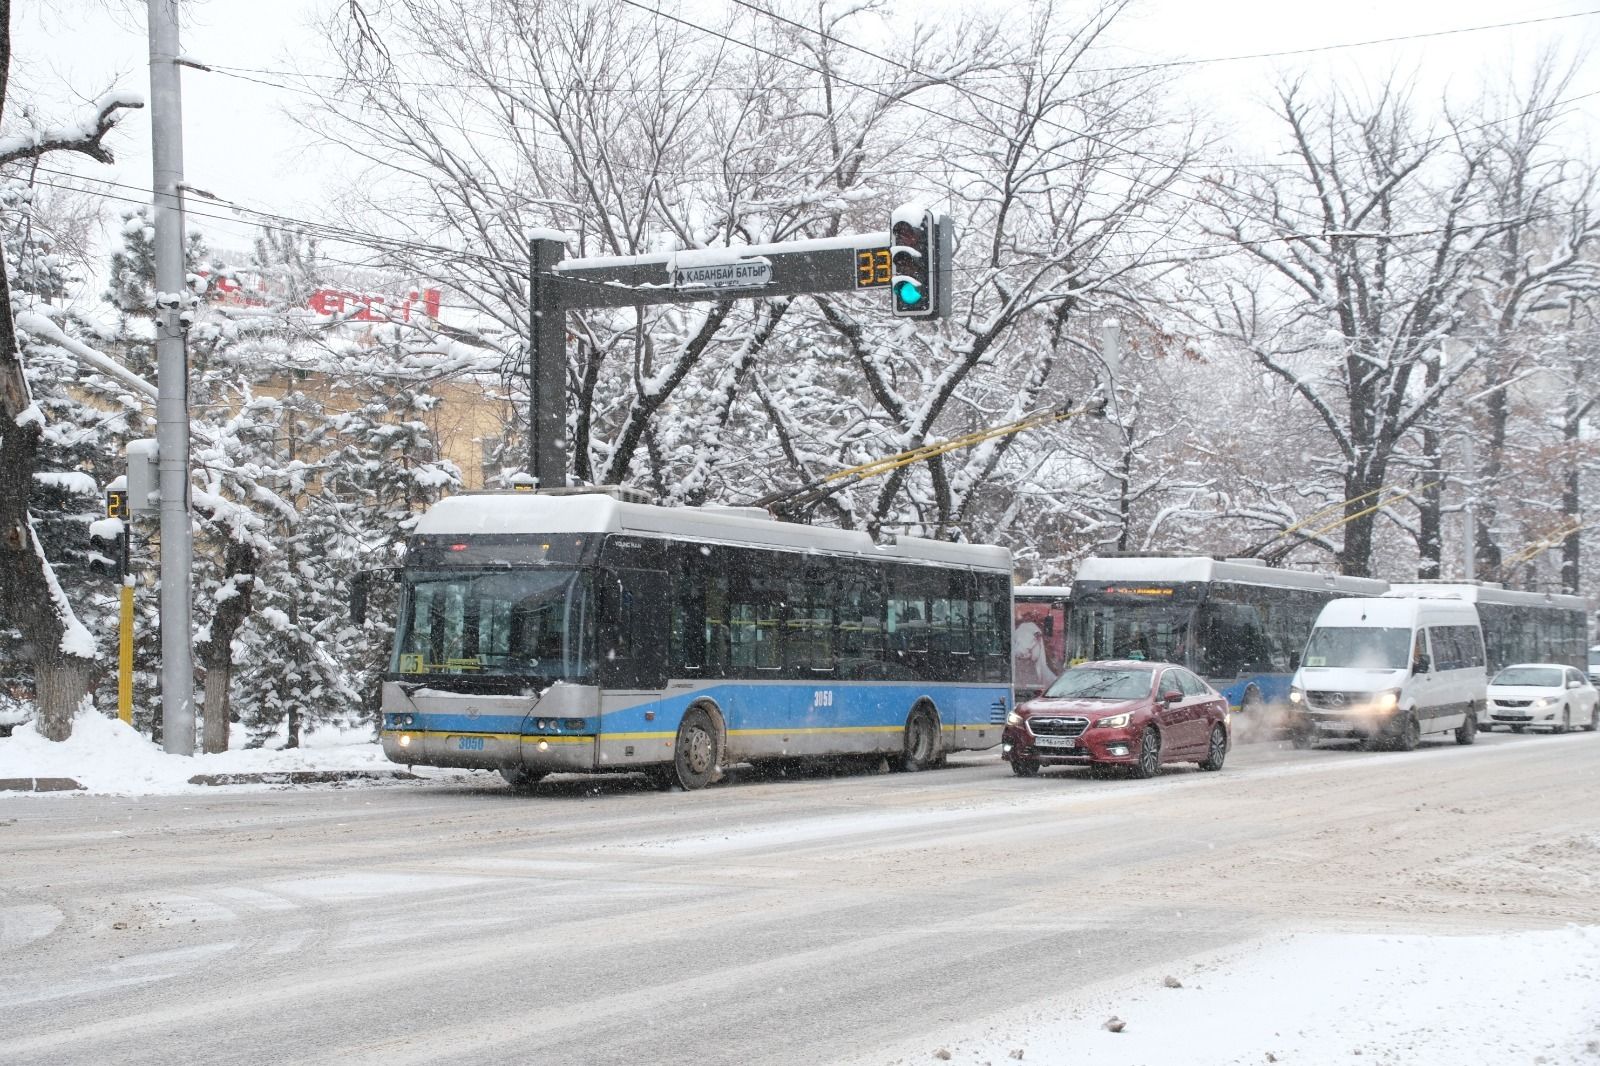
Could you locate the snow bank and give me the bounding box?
[874,926,1600,1066]
[0,710,397,795]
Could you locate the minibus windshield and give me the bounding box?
[1300,626,1411,670]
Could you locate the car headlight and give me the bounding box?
[1371,689,1400,712]
[1006,711,1023,727]
[1534,695,1559,707]
[1095,712,1132,729]
[1289,686,1303,704]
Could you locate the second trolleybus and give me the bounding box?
[1066,555,1387,730]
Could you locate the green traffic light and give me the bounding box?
[896,279,924,304]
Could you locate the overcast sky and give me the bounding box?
[12,0,1600,263]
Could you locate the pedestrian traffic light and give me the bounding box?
[890,207,935,318]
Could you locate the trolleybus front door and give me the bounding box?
[601,569,670,765]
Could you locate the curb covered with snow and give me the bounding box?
[0,710,407,795]
[866,926,1600,1066]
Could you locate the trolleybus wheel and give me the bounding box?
[671,707,720,791]
[499,767,548,792]
[897,705,942,772]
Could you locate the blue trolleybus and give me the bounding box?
[378,488,1014,789]
[1066,556,1386,729]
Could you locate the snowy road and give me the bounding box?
[3,730,1599,1065]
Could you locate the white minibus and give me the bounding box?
[1288,596,1485,750]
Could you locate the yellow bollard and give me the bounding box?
[118,578,134,724]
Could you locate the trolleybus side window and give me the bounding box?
[973,582,1008,661]
[788,570,836,673]
[670,557,708,672]
[836,564,885,664]
[729,558,783,673]
[931,571,973,658]
[886,566,929,658]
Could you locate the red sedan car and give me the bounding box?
[1002,660,1231,778]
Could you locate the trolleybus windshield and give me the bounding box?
[1069,594,1196,665]
[391,568,595,680]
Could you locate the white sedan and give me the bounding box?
[1485,664,1599,734]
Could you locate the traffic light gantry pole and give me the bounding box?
[526,208,951,489]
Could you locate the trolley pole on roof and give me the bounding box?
[525,209,953,488]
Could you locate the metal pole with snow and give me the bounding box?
[148,0,195,754]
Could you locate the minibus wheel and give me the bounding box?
[1393,712,1421,752]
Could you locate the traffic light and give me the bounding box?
[890,207,935,318]
[88,516,126,578]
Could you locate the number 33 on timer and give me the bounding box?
[855,248,892,288]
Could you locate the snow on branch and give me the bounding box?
[14,308,157,401]
[0,91,145,167]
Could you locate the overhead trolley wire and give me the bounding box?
[203,10,1600,92]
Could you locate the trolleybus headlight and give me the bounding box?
[1289,687,1303,705]
[1006,711,1023,727]
[1095,712,1132,729]
[398,734,412,748]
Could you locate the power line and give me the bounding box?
[203,9,1600,90]
[1072,9,1600,74]
[193,14,1600,249]
[27,165,1598,304]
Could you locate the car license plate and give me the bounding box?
[1034,735,1076,749]
[451,735,486,752]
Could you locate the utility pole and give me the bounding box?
[1462,431,1476,584]
[148,0,195,754]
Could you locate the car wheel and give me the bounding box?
[1392,712,1421,752]
[1455,711,1477,746]
[1010,758,1041,778]
[1130,727,1161,779]
[670,707,720,790]
[1553,707,1570,735]
[1479,722,1493,732]
[1511,724,1526,734]
[1289,721,1315,749]
[896,705,942,771]
[499,766,548,792]
[1587,705,1598,732]
[1198,725,1228,771]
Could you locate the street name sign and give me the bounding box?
[673,260,772,291]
